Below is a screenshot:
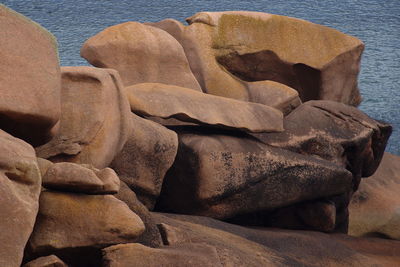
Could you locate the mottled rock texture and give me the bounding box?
[23,255,67,267]
[0,4,60,145]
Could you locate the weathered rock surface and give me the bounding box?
[127,82,284,133]
[150,213,400,267]
[254,100,392,190]
[26,191,145,263]
[36,66,131,169]
[114,181,163,247]
[349,152,400,240]
[0,130,41,267]
[42,162,120,194]
[156,128,353,222]
[23,255,67,267]
[103,243,221,267]
[111,113,178,209]
[81,21,201,91]
[151,11,363,106]
[0,4,60,145]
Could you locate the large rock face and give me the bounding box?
[349,152,400,240]
[255,100,392,190]
[111,113,178,209]
[156,128,353,222]
[127,83,284,133]
[36,67,131,169]
[81,21,201,91]
[0,4,61,145]
[26,191,145,264]
[0,130,41,267]
[150,11,363,106]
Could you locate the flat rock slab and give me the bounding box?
[42,162,120,194]
[36,66,131,169]
[81,21,201,91]
[156,129,352,220]
[127,83,283,133]
[27,191,145,257]
[0,130,41,267]
[111,113,178,209]
[349,152,400,240]
[0,5,60,145]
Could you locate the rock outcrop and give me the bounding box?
[349,152,400,240]
[81,22,201,91]
[36,67,131,169]
[0,4,60,145]
[0,130,41,267]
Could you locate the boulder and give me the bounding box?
[114,181,163,247]
[349,152,400,240]
[36,66,131,169]
[26,191,145,264]
[127,83,283,133]
[254,100,392,190]
[151,11,363,106]
[81,21,201,91]
[102,243,221,267]
[42,162,120,194]
[111,113,178,209]
[150,213,400,267]
[0,130,41,267]
[23,255,67,267]
[0,5,60,145]
[156,128,353,223]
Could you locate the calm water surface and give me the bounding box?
[3,0,399,155]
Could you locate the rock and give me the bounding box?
[111,113,178,209]
[156,128,353,222]
[114,181,163,247]
[254,100,392,190]
[102,243,221,267]
[23,255,67,267]
[150,212,400,267]
[36,66,131,169]
[37,157,53,177]
[127,83,284,133]
[0,5,60,145]
[0,130,41,267]
[81,21,201,91]
[349,152,400,240]
[42,162,120,194]
[151,11,363,106]
[26,191,145,264]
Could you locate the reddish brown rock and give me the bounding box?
[349,152,400,240]
[81,21,201,91]
[23,255,67,267]
[151,11,363,106]
[26,191,145,265]
[0,130,41,267]
[0,5,61,145]
[42,162,120,194]
[127,83,283,133]
[102,243,221,267]
[111,113,178,209]
[156,128,353,222]
[36,67,131,169]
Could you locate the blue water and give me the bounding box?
[3,0,399,155]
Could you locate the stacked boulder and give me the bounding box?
[1,4,398,266]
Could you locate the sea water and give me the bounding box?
[3,0,399,155]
